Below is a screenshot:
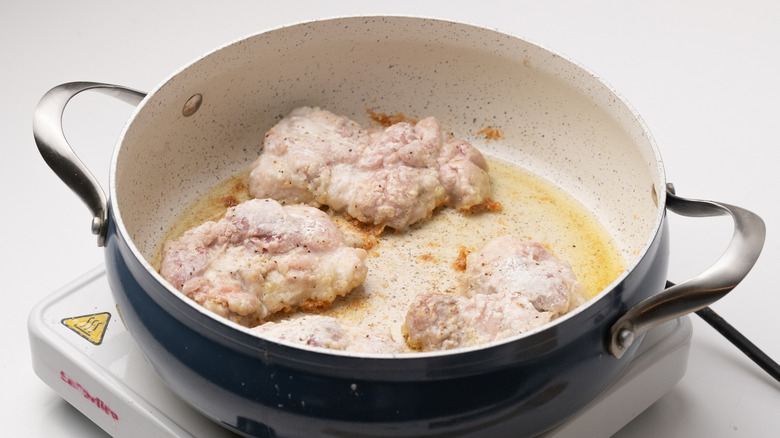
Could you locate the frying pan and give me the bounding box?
[33,16,764,437]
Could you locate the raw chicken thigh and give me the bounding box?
[404,236,586,351]
[248,107,492,231]
[160,198,368,327]
[252,315,404,354]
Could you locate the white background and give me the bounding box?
[3,1,779,436]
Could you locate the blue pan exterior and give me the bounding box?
[105,210,670,438]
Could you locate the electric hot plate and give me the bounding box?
[28,266,691,437]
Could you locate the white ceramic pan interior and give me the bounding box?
[111,16,665,341]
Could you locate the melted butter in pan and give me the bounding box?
[154,157,626,341]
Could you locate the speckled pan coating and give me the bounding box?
[111,16,664,270]
[100,16,674,436]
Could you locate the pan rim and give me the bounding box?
[108,14,668,361]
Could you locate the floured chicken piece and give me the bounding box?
[160,198,368,327]
[404,236,587,351]
[463,236,587,313]
[248,107,492,231]
[252,315,404,354]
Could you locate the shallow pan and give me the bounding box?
[33,16,764,437]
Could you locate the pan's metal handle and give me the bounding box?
[608,184,765,358]
[33,82,146,247]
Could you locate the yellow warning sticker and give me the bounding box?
[61,312,111,345]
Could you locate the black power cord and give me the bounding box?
[662,281,779,383]
[695,306,780,384]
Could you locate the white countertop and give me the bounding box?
[3,1,778,436]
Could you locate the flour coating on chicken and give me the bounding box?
[404,236,586,351]
[252,315,404,354]
[248,107,492,230]
[160,198,368,327]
